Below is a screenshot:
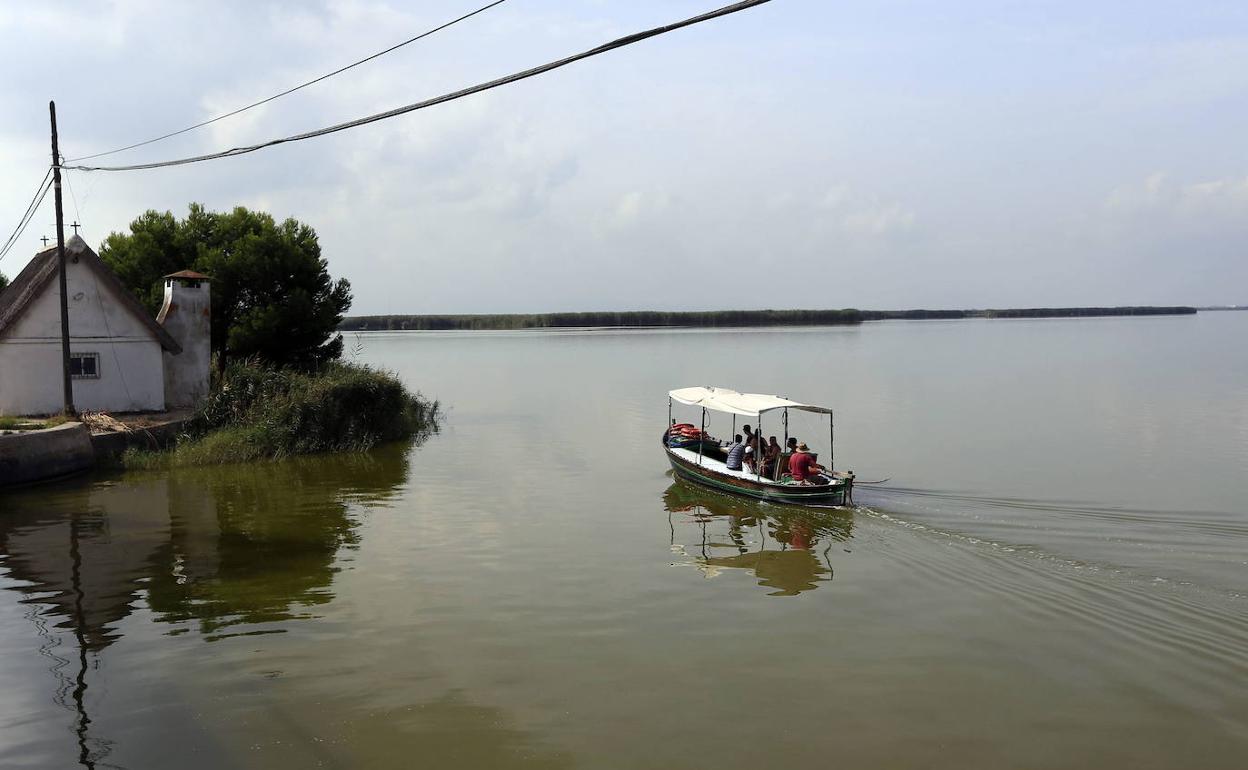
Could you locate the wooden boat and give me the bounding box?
[663,386,854,507]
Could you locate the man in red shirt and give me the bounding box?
[788,442,827,485]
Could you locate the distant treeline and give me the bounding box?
[861,309,968,320]
[340,309,865,331]
[976,306,1197,319]
[339,306,1198,331]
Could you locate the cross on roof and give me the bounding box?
[41,236,49,246]
[70,222,80,235]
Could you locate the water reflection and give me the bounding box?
[1,447,409,644]
[143,452,405,640]
[662,481,853,596]
[0,447,410,768]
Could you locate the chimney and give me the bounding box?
[157,270,211,408]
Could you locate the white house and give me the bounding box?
[0,235,210,416]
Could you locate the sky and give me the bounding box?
[1,0,1246,314]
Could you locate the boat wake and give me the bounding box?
[847,489,1248,605]
[860,484,1248,538]
[845,497,1248,734]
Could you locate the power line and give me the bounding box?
[63,0,510,163]
[66,0,772,173]
[0,168,52,256]
[62,163,83,226]
[0,181,51,263]
[0,170,53,263]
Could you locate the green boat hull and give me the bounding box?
[665,445,851,507]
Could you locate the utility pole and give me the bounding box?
[49,101,75,416]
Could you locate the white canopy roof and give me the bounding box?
[669,386,833,417]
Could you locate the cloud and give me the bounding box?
[0,1,129,49]
[810,185,917,238]
[603,189,672,230]
[3,1,1248,311]
[1107,173,1248,221]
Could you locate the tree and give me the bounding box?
[101,204,352,369]
[0,272,8,292]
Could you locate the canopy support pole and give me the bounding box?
[829,411,834,473]
[731,414,736,438]
[756,414,762,483]
[668,396,672,428]
[698,407,706,466]
[783,408,789,446]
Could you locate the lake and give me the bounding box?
[1,313,1246,768]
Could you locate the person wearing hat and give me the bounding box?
[788,442,827,485]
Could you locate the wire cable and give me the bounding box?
[0,180,51,263]
[66,0,772,173]
[63,0,510,163]
[0,170,54,262]
[63,163,83,227]
[0,168,52,254]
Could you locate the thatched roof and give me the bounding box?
[0,235,181,354]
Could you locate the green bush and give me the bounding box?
[126,360,438,468]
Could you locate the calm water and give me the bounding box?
[1,313,1246,768]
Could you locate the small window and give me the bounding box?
[70,353,100,380]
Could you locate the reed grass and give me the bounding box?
[123,360,439,468]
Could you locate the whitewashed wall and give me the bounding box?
[160,278,211,408]
[0,258,166,415]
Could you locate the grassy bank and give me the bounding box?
[124,361,438,468]
[0,414,68,432]
[340,306,1197,331]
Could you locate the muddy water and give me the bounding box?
[1,313,1245,768]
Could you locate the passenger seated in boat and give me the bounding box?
[762,436,781,478]
[724,434,746,471]
[743,431,763,474]
[777,437,798,480]
[789,442,828,485]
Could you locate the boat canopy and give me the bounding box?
[669,386,833,417]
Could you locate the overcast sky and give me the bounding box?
[2,0,1246,313]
